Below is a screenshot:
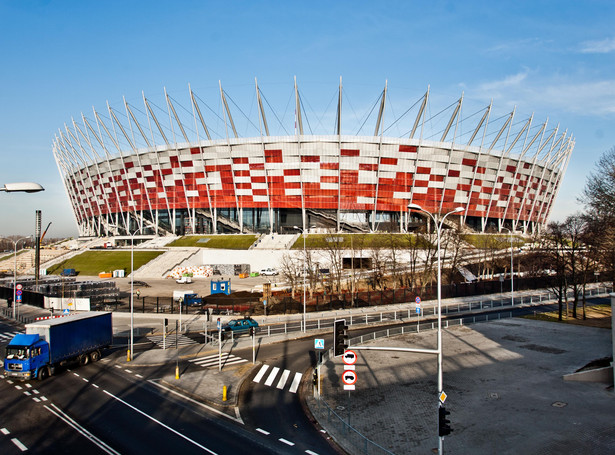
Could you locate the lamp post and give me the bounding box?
[501,227,514,307]
[293,225,314,332]
[408,203,464,455]
[128,227,143,361]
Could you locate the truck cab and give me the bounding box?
[4,334,50,380]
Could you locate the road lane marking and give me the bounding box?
[256,428,270,435]
[279,438,295,446]
[45,403,119,455]
[305,450,320,455]
[125,369,133,373]
[40,396,48,401]
[114,365,122,369]
[24,391,31,396]
[136,374,143,378]
[289,372,303,394]
[264,367,280,386]
[276,370,291,389]
[92,384,99,388]
[25,383,32,388]
[148,380,244,425]
[190,353,248,368]
[102,389,218,454]
[1,428,9,435]
[11,438,27,452]
[32,397,40,402]
[253,365,269,383]
[32,390,39,394]
[73,372,80,377]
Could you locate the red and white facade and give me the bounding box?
[52,82,574,237]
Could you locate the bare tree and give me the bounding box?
[278,253,301,298]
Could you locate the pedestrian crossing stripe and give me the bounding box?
[147,334,197,348]
[0,332,21,341]
[252,364,303,394]
[188,353,248,368]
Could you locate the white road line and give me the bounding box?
[136,374,143,378]
[11,438,27,452]
[41,396,48,401]
[32,390,39,394]
[25,383,32,388]
[253,365,269,383]
[24,391,31,396]
[32,397,40,402]
[305,450,320,455]
[256,428,270,435]
[1,428,9,435]
[114,365,122,369]
[289,372,303,394]
[73,372,80,377]
[45,404,119,455]
[125,369,133,373]
[148,380,244,425]
[7,380,13,384]
[15,385,22,390]
[82,378,89,382]
[189,353,230,362]
[276,370,291,389]
[264,367,280,387]
[102,389,218,454]
[279,438,295,446]
[92,384,99,389]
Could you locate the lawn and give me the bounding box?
[462,234,526,249]
[522,304,612,329]
[167,235,259,249]
[47,251,164,276]
[290,233,431,249]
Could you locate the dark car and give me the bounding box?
[222,317,259,334]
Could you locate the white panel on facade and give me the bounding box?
[357,196,375,204]
[235,176,251,184]
[185,190,199,197]
[253,195,269,202]
[157,192,166,198]
[415,174,430,181]
[393,191,411,199]
[285,175,301,183]
[233,164,250,171]
[358,171,378,184]
[196,178,207,185]
[250,170,266,176]
[285,188,302,196]
[236,189,253,196]
[413,186,428,194]
[252,183,268,190]
[321,183,339,190]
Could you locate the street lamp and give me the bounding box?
[501,227,514,307]
[408,203,464,455]
[128,227,144,362]
[293,225,315,332]
[1,182,44,193]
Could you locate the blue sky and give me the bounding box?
[1,0,614,237]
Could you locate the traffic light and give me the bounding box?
[312,370,318,386]
[333,319,349,357]
[249,327,254,336]
[438,406,452,437]
[164,318,168,327]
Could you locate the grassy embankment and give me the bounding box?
[47,251,164,276]
[167,235,259,249]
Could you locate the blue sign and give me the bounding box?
[16,294,22,302]
[314,339,325,349]
[63,309,70,315]
[416,307,421,314]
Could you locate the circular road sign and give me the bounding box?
[415,296,421,304]
[342,370,357,386]
[16,284,23,290]
[16,290,22,296]
[342,349,357,365]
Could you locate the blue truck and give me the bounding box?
[3,312,113,381]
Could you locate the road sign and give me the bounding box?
[16,289,22,296]
[63,309,69,315]
[416,306,421,314]
[16,295,22,302]
[415,296,421,304]
[342,349,357,365]
[342,370,357,390]
[314,339,325,349]
[216,318,221,330]
[439,391,448,403]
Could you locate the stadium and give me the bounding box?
[52,80,574,237]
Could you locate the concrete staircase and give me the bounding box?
[133,247,201,278]
[251,234,298,250]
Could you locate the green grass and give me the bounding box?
[47,251,164,276]
[462,234,525,249]
[290,233,431,249]
[167,235,259,249]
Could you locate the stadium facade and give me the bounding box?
[52,80,574,237]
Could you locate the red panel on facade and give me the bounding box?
[462,158,477,167]
[341,149,360,156]
[380,157,398,166]
[399,145,417,153]
[320,162,338,170]
[359,163,378,171]
[284,169,301,176]
[301,155,320,162]
[233,157,249,164]
[416,166,431,174]
[448,169,460,177]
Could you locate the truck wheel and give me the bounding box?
[90,350,101,362]
[38,367,49,381]
[79,354,90,366]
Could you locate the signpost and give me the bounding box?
[342,369,357,390]
[314,339,325,349]
[416,296,422,331]
[342,349,357,390]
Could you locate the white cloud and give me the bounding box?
[579,37,615,54]
[474,72,615,116]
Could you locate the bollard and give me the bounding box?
[175,364,180,380]
[127,349,131,362]
[223,385,227,401]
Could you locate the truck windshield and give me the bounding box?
[6,347,29,359]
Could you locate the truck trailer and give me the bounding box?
[3,312,113,380]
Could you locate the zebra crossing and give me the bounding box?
[147,334,198,348]
[253,364,303,394]
[188,353,248,369]
[0,331,20,343]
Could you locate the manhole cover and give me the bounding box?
[489,392,500,399]
[552,401,567,408]
[336,406,345,411]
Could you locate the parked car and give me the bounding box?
[222,317,259,334]
[260,268,278,276]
